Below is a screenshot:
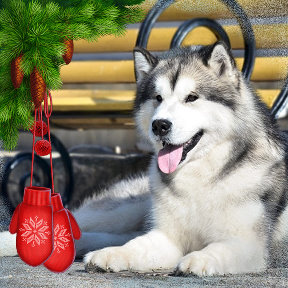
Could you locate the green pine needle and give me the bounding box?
[0,0,145,150]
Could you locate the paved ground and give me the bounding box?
[0,257,288,288]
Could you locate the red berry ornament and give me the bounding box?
[35,140,51,156]
[29,121,48,137]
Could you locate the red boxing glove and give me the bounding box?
[9,186,53,266]
[44,193,81,272]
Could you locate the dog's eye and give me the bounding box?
[185,93,198,103]
[156,95,163,102]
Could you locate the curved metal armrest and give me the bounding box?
[136,0,255,81]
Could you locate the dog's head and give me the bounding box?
[133,41,242,174]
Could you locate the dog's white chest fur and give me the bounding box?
[150,143,266,255]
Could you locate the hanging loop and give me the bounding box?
[44,89,55,194]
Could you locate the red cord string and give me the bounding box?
[30,92,55,193]
[44,90,55,194]
[30,109,37,187]
[40,105,43,140]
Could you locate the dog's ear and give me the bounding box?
[208,41,236,77]
[133,47,158,82]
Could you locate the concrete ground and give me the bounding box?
[0,257,288,288]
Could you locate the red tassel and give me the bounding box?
[35,140,51,156]
[29,121,48,137]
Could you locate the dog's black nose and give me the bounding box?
[152,119,172,137]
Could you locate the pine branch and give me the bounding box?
[0,0,145,150]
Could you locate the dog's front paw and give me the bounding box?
[84,247,130,273]
[174,251,223,277]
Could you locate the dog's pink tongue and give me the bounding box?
[158,145,183,174]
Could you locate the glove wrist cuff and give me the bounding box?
[51,193,64,212]
[23,186,51,206]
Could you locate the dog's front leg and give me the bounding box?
[84,229,182,272]
[175,238,266,276]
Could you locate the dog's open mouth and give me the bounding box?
[158,130,203,174]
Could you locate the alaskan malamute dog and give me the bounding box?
[1,42,288,276]
[81,41,288,275]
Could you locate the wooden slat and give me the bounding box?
[60,57,288,83]
[51,89,280,112]
[51,117,135,129]
[257,89,281,108]
[138,0,288,21]
[236,58,288,82]
[51,90,135,111]
[61,61,135,83]
[74,24,288,53]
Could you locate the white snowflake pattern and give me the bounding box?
[53,224,71,253]
[19,216,50,247]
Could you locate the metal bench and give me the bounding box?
[51,0,288,128]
